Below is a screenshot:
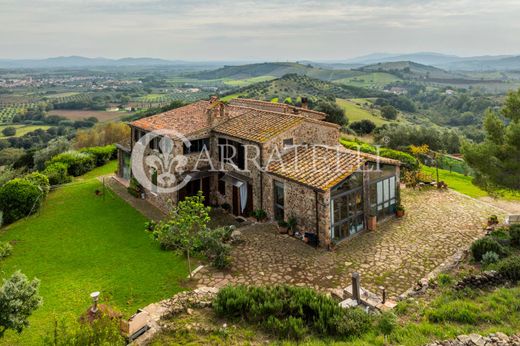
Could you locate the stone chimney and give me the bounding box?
[206,98,227,127]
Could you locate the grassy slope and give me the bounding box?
[336,98,390,126]
[0,124,51,138]
[0,162,188,344]
[223,75,277,87]
[335,72,401,89]
[421,165,520,201]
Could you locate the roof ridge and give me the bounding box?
[230,98,326,116]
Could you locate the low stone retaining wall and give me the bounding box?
[131,287,219,345]
[453,270,505,290]
[426,332,519,346]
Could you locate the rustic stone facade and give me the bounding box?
[118,98,400,247]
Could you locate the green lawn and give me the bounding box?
[421,165,520,201]
[336,98,390,126]
[0,124,51,138]
[0,163,188,344]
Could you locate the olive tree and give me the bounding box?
[0,271,43,337]
[152,191,211,278]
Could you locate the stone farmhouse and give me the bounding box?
[116,97,401,247]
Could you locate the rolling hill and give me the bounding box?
[223,74,384,102]
[356,61,462,79]
[187,62,359,81]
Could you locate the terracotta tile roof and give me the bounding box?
[346,149,402,166]
[267,145,366,191]
[229,98,326,120]
[213,109,305,143]
[130,100,212,135]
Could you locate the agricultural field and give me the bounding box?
[223,75,277,87]
[48,109,127,122]
[336,98,391,126]
[0,106,26,123]
[0,124,51,138]
[335,72,402,89]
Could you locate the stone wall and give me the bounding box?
[426,333,519,346]
[262,173,332,246]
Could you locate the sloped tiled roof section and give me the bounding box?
[213,109,305,143]
[268,146,367,191]
[229,98,326,120]
[130,100,212,136]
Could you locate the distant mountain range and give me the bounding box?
[0,56,233,69]
[1,53,520,71]
[342,52,520,71]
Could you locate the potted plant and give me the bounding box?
[368,213,377,231]
[277,220,288,234]
[252,209,267,222]
[396,205,405,218]
[487,214,499,226]
[287,216,297,236]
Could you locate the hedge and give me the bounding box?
[340,139,419,171]
[43,162,72,185]
[213,285,373,340]
[48,151,95,177]
[0,178,43,225]
[24,172,50,198]
[79,145,116,167]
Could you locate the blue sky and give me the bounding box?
[1,0,519,60]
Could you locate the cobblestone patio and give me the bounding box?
[196,188,505,298]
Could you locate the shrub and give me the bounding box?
[252,209,267,222]
[340,139,419,171]
[470,236,507,262]
[497,256,520,281]
[265,316,308,340]
[0,178,43,225]
[349,120,376,135]
[48,151,95,176]
[213,285,373,339]
[79,145,116,166]
[201,227,233,269]
[377,312,397,340]
[127,177,143,198]
[510,225,520,247]
[43,162,72,185]
[1,126,16,137]
[379,148,419,171]
[42,313,125,346]
[0,271,43,336]
[482,251,500,266]
[437,273,453,286]
[0,241,13,260]
[24,172,50,198]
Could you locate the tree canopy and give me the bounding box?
[463,89,520,190]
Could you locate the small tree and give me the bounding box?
[0,271,43,337]
[314,101,348,126]
[1,127,16,137]
[349,120,376,135]
[381,105,398,120]
[152,191,211,278]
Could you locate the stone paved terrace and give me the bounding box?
[196,188,506,298]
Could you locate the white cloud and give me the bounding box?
[0,0,519,59]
